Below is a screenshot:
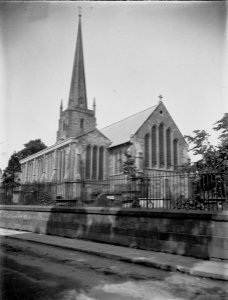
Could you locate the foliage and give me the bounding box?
[213,113,228,143]
[3,139,46,190]
[3,153,21,189]
[184,130,213,156]
[184,114,228,175]
[17,139,47,160]
[121,152,138,179]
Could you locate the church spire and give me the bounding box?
[68,14,87,109]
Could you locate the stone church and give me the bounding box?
[19,15,189,200]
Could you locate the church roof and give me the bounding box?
[100,105,157,148]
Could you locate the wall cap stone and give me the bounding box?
[0,205,228,221]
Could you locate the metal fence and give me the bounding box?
[1,172,227,211]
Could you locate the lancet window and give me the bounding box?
[85,145,91,179]
[144,133,150,168]
[166,128,171,169]
[151,125,157,167]
[92,146,97,180]
[159,123,164,167]
[173,139,178,169]
[98,147,104,180]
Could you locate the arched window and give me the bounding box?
[173,139,178,169]
[92,146,97,180]
[151,125,157,167]
[159,123,164,168]
[144,133,150,168]
[85,145,91,179]
[113,150,118,174]
[80,119,84,129]
[98,147,104,180]
[117,149,122,173]
[166,128,171,169]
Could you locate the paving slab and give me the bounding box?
[0,228,227,281]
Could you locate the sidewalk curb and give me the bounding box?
[3,234,228,282]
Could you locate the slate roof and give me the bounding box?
[100,105,158,148]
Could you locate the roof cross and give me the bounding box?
[159,94,163,102]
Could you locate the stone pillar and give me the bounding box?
[51,150,57,182]
[35,159,39,182]
[64,145,71,181]
[70,143,76,180]
[90,146,93,180]
[57,150,61,182]
[32,159,37,183]
[103,148,107,179]
[137,152,143,173]
[60,150,64,182]
[24,162,28,183]
[40,156,46,183]
[76,153,81,180]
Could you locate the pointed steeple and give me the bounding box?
[56,13,96,142]
[60,99,63,115]
[68,14,87,109]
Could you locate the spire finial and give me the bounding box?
[158,95,163,103]
[60,99,63,114]
[93,98,96,114]
[78,6,82,18]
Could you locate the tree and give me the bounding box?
[3,139,47,193]
[3,153,21,191]
[17,139,47,160]
[184,114,228,175]
[213,113,228,144]
[184,130,213,156]
[121,152,138,179]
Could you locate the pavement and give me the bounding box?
[0,228,228,281]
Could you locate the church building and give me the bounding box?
[19,15,189,200]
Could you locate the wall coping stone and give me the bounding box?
[0,205,228,221]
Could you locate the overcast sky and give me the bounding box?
[0,1,227,169]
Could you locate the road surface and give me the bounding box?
[0,237,227,300]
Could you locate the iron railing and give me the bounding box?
[0,172,227,211]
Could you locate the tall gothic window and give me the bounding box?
[166,128,171,169]
[159,123,164,168]
[152,125,157,167]
[117,149,122,173]
[114,151,118,174]
[173,139,178,169]
[85,145,91,179]
[80,119,84,129]
[144,133,150,168]
[98,147,104,180]
[92,146,97,180]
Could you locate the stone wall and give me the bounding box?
[0,205,227,261]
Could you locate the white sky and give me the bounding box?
[0,1,227,169]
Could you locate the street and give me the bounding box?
[0,238,227,300]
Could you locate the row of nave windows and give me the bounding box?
[144,124,178,169]
[85,145,104,180]
[22,145,105,183]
